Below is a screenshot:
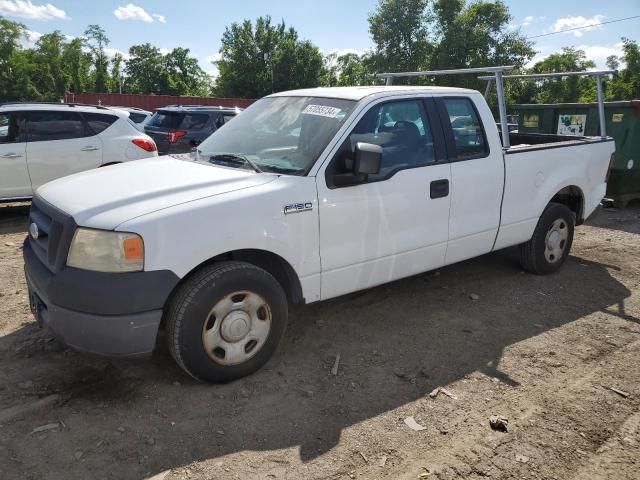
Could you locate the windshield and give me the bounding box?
[196,96,356,175]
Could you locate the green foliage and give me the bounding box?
[365,0,534,88]
[607,38,640,101]
[528,47,596,103]
[368,0,431,77]
[214,16,324,98]
[63,38,92,94]
[124,44,211,95]
[84,24,111,93]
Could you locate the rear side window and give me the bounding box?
[82,112,118,135]
[128,112,147,123]
[148,111,209,130]
[27,111,88,142]
[442,98,488,159]
[0,113,25,143]
[223,113,236,124]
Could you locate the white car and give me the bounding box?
[0,103,158,201]
[23,86,614,383]
[109,106,152,132]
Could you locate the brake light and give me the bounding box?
[167,130,187,143]
[132,138,157,152]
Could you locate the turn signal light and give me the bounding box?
[122,236,144,261]
[132,138,157,152]
[167,130,187,143]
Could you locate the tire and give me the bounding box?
[520,203,575,275]
[166,261,288,383]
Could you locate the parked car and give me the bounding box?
[109,106,152,131]
[144,105,241,154]
[0,103,158,201]
[23,86,614,383]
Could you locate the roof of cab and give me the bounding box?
[268,85,479,101]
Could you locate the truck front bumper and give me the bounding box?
[24,240,180,358]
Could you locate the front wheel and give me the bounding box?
[166,261,288,383]
[520,203,575,275]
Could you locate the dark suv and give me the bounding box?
[144,105,241,155]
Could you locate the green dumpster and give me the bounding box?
[512,100,640,207]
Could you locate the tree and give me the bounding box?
[607,38,640,101]
[110,52,123,93]
[0,16,26,100]
[63,37,92,94]
[429,0,535,88]
[85,24,111,92]
[530,47,596,103]
[215,16,324,98]
[125,43,164,93]
[30,31,68,100]
[368,0,431,77]
[163,47,210,96]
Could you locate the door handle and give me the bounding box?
[0,153,23,159]
[430,179,449,199]
[81,146,100,151]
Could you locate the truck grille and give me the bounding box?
[28,197,77,273]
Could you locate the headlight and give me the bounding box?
[67,228,144,272]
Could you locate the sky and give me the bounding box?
[2,0,639,76]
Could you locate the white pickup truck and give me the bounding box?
[23,85,615,382]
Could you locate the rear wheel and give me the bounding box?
[520,203,575,275]
[166,261,288,383]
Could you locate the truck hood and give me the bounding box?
[37,156,277,229]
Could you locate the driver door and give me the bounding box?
[317,97,452,300]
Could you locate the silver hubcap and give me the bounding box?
[544,218,569,263]
[202,291,272,366]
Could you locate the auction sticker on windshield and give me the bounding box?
[302,105,342,118]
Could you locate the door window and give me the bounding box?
[0,113,25,143]
[442,98,488,159]
[334,99,436,183]
[27,111,88,142]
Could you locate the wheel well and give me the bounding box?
[169,249,304,308]
[549,186,584,225]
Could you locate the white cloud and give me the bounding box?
[522,16,534,26]
[113,4,165,23]
[104,47,131,61]
[19,28,41,48]
[550,15,605,37]
[580,43,625,69]
[526,43,625,70]
[0,0,67,21]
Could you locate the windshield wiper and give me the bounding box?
[208,153,262,173]
[259,164,304,175]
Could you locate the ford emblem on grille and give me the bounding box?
[29,222,39,240]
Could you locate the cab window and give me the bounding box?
[442,98,488,159]
[332,99,436,184]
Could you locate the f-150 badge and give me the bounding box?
[284,202,313,215]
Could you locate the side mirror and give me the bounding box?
[354,142,382,175]
[332,142,383,187]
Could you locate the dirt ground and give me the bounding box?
[0,201,639,480]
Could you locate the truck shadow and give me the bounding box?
[0,248,635,479]
[0,202,30,235]
[590,203,640,235]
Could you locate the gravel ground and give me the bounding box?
[0,201,639,480]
